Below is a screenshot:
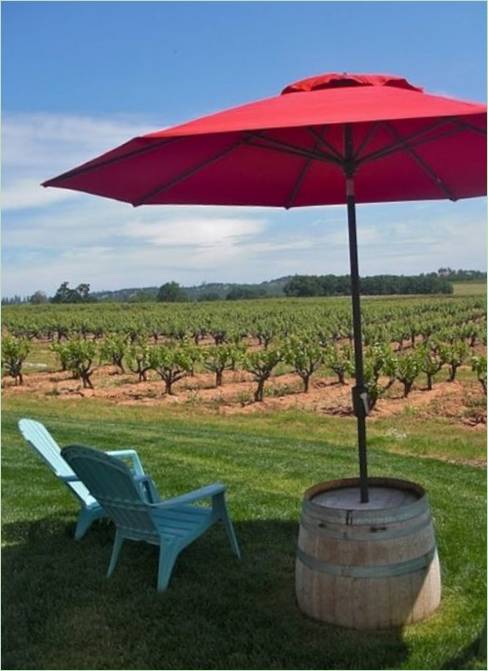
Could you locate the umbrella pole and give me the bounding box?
[344,126,369,503]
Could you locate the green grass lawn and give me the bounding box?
[2,396,486,670]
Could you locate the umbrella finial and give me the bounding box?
[281,73,423,94]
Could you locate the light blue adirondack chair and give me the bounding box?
[18,418,146,540]
[62,444,241,591]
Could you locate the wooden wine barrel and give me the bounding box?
[296,477,441,629]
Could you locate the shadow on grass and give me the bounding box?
[441,622,486,670]
[2,516,409,670]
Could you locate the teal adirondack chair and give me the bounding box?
[62,444,241,591]
[18,418,146,540]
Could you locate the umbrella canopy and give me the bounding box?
[43,73,487,503]
[43,72,486,206]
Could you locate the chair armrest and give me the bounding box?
[155,483,226,508]
[58,473,80,483]
[134,474,160,503]
[106,449,144,476]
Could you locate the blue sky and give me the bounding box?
[2,1,486,296]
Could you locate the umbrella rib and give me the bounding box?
[284,139,322,209]
[132,138,245,206]
[247,132,342,165]
[42,137,183,186]
[406,125,472,149]
[448,118,487,136]
[394,119,487,154]
[374,123,483,161]
[358,115,486,167]
[354,122,382,161]
[383,122,456,201]
[357,119,452,166]
[247,138,320,162]
[307,127,343,160]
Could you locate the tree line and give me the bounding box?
[284,273,453,297]
[437,268,486,282]
[5,268,483,305]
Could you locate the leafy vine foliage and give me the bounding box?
[2,296,485,407]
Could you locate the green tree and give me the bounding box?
[1,336,31,385]
[418,343,444,390]
[51,282,94,304]
[157,282,188,303]
[126,338,152,382]
[51,281,76,303]
[183,340,203,376]
[149,345,192,394]
[64,339,98,388]
[243,348,282,402]
[76,283,91,300]
[471,355,487,395]
[395,351,420,397]
[254,322,277,349]
[363,361,381,412]
[283,336,323,392]
[29,290,48,305]
[284,275,323,297]
[50,341,73,373]
[382,351,398,390]
[361,343,397,410]
[461,322,481,348]
[100,335,128,373]
[204,344,241,387]
[324,345,353,385]
[226,286,266,300]
[439,341,469,382]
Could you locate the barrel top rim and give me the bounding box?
[303,477,427,513]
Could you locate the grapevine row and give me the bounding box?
[3,331,486,403]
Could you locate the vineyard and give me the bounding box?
[2,295,486,424]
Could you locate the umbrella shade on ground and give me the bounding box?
[43,72,487,502]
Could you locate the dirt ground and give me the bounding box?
[3,364,486,430]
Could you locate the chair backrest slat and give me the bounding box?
[18,418,92,505]
[62,445,158,537]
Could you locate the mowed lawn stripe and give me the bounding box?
[2,398,486,670]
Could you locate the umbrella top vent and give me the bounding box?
[281,73,423,95]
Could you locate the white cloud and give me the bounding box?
[2,112,158,169]
[1,120,271,293]
[123,215,265,248]
[1,178,80,210]
[2,112,159,211]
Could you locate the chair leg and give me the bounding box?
[214,495,241,559]
[74,508,97,540]
[107,530,125,577]
[157,544,179,592]
[221,512,241,559]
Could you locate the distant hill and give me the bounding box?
[3,270,485,305]
[92,276,293,302]
[93,286,159,302]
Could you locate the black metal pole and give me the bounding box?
[344,124,369,504]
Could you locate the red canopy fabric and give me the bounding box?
[43,72,486,207]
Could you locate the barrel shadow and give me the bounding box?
[2,516,409,670]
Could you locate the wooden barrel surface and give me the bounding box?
[296,477,441,630]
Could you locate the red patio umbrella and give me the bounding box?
[43,72,487,503]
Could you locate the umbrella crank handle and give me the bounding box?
[352,385,370,417]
